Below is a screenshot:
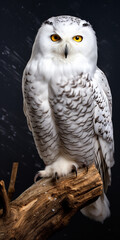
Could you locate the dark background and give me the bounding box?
[0,0,120,239]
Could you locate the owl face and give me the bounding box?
[34,16,97,59]
[32,16,98,76]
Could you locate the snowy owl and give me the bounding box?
[22,15,114,222]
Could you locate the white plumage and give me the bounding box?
[22,15,114,222]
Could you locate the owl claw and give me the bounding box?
[34,171,41,183]
[54,172,59,181]
[82,163,88,172]
[72,165,77,177]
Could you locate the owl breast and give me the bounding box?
[49,74,95,166]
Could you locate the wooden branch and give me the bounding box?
[0,180,9,217]
[0,164,103,240]
[8,162,19,201]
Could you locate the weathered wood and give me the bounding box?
[0,164,103,240]
[0,180,9,217]
[8,162,19,202]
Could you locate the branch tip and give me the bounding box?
[0,180,10,217]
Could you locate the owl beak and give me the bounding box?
[64,44,68,58]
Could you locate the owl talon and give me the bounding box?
[54,172,59,181]
[34,171,41,183]
[82,163,88,172]
[72,165,77,177]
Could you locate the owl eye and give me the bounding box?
[51,34,61,42]
[73,35,83,42]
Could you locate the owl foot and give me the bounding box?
[34,156,79,181]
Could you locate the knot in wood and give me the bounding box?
[61,194,75,212]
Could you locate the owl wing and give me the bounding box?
[93,68,114,191]
[23,99,32,131]
[22,69,32,131]
[22,66,60,166]
[95,68,112,115]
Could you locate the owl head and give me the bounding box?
[31,16,98,76]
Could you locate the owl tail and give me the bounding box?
[81,194,110,222]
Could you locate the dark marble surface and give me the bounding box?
[0,0,120,239]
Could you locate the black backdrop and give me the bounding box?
[0,0,120,239]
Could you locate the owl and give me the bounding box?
[22,15,114,222]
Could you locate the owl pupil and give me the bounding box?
[54,35,58,39]
[76,36,79,40]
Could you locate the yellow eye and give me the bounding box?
[73,35,83,42]
[51,34,61,42]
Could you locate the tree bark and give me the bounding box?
[0,164,103,240]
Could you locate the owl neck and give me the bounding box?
[29,53,97,81]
